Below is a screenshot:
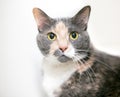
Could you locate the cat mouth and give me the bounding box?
[57,55,71,63]
[54,49,90,63]
[54,50,71,62]
[57,53,89,63]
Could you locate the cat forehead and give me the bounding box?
[52,21,69,36]
[56,21,66,29]
[55,21,67,31]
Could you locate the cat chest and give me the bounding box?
[42,67,76,97]
[43,75,64,97]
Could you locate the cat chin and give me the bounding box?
[54,52,88,63]
[57,55,71,63]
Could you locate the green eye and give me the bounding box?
[70,31,79,40]
[47,32,57,41]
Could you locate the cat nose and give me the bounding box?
[59,46,68,52]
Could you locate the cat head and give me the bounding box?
[33,6,92,63]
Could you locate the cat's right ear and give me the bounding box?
[33,8,52,32]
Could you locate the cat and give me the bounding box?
[33,6,120,97]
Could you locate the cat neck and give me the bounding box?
[42,55,77,97]
[42,52,96,82]
[42,55,77,77]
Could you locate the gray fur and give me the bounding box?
[58,55,71,63]
[37,17,91,61]
[37,34,51,55]
[54,49,62,57]
[33,5,120,97]
[54,49,71,63]
[59,51,120,97]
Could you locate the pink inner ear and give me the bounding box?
[33,8,50,30]
[73,6,90,25]
[37,17,47,29]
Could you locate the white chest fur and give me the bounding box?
[42,56,76,97]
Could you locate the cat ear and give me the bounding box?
[72,6,91,30]
[33,8,52,31]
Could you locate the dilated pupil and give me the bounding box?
[72,32,77,38]
[49,33,55,39]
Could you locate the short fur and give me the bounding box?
[33,6,120,97]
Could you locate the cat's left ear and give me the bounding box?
[72,6,91,30]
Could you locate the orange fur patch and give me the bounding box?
[76,56,95,74]
[49,21,70,54]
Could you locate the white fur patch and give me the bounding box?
[41,45,89,97]
[42,55,77,97]
[64,44,87,60]
[64,44,75,58]
[41,21,90,97]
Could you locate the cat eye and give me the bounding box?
[70,31,79,40]
[47,32,57,41]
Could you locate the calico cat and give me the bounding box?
[33,6,120,97]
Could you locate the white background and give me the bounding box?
[0,0,120,97]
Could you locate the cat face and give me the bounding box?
[33,6,91,63]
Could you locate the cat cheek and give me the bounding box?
[49,41,59,55]
[37,34,52,55]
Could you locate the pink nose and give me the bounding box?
[59,46,68,52]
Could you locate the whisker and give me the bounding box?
[74,52,97,82]
[72,56,82,82]
[75,49,90,52]
[72,57,78,67]
[81,58,96,75]
[84,54,116,73]
[74,55,94,83]
[75,46,92,53]
[81,52,117,75]
[81,59,96,82]
[95,58,116,73]
[80,60,94,83]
